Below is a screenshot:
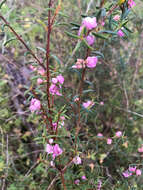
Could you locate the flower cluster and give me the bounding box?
[73,156,82,165]
[97,131,122,144]
[46,143,63,159]
[49,75,64,96]
[128,0,136,8]
[52,116,65,131]
[78,17,97,45]
[123,166,142,178]
[72,57,98,69]
[82,100,94,109]
[29,98,41,112]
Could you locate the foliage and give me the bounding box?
[0,0,143,189]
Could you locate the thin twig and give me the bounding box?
[0,14,45,70]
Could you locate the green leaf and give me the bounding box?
[51,54,61,65]
[83,89,95,94]
[99,30,117,35]
[70,22,80,27]
[64,31,80,39]
[93,51,104,59]
[3,37,17,46]
[36,46,46,53]
[82,39,94,50]
[0,0,6,9]
[92,32,108,40]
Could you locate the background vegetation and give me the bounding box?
[0,0,143,189]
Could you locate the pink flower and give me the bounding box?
[82,17,97,30]
[49,138,53,144]
[113,15,120,21]
[97,133,103,137]
[57,75,64,84]
[73,156,82,165]
[81,176,87,180]
[50,161,55,167]
[29,98,41,112]
[117,29,124,37]
[29,65,36,71]
[37,78,43,85]
[52,78,58,84]
[52,122,57,131]
[83,100,94,108]
[74,179,80,185]
[129,166,136,172]
[128,0,136,8]
[100,101,104,105]
[136,169,142,176]
[138,145,143,152]
[38,68,45,75]
[46,144,53,154]
[49,84,62,96]
[53,144,63,159]
[74,97,79,102]
[72,59,85,69]
[101,21,105,26]
[122,170,132,178]
[115,131,122,137]
[86,35,95,45]
[86,56,98,68]
[78,25,84,36]
[97,180,102,190]
[107,138,112,145]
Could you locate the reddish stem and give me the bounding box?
[46,0,53,130]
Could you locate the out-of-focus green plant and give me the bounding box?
[0,0,143,189]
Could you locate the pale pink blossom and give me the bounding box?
[122,170,132,178]
[113,15,120,21]
[52,78,58,84]
[97,180,102,190]
[117,29,124,37]
[100,101,104,105]
[37,78,43,85]
[74,97,79,102]
[136,169,142,176]
[81,176,87,180]
[86,35,95,45]
[50,161,55,167]
[60,116,65,120]
[72,59,85,69]
[101,21,105,26]
[86,56,98,68]
[49,84,62,96]
[73,156,82,165]
[128,0,136,8]
[115,131,122,137]
[57,75,64,84]
[138,145,143,152]
[38,68,45,75]
[107,138,112,145]
[74,179,80,185]
[82,17,97,30]
[97,133,103,137]
[52,122,57,131]
[129,166,136,172]
[53,144,63,159]
[49,138,53,144]
[29,98,41,112]
[83,100,94,108]
[46,144,53,154]
[29,65,36,71]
